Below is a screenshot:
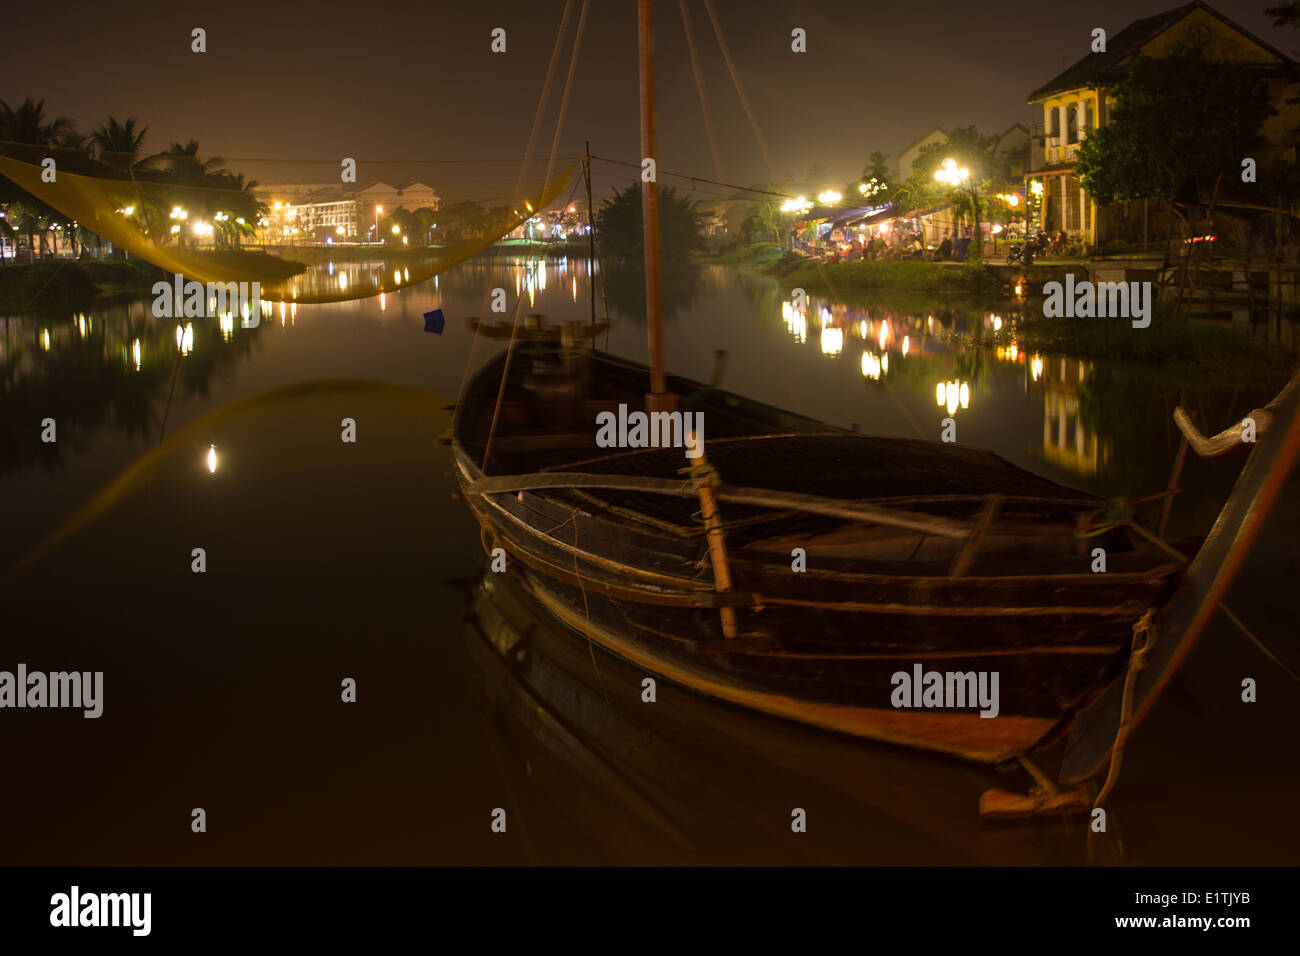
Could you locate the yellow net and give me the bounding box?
[0,153,578,304]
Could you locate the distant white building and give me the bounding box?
[257,181,440,242]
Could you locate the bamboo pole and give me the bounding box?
[1158,434,1189,539]
[467,471,977,537]
[638,0,667,401]
[692,456,739,638]
[637,0,735,634]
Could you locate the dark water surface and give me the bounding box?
[2,254,1297,864]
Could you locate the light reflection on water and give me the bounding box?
[1,252,1297,863]
[1,254,1284,544]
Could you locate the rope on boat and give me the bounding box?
[1074,498,1135,538]
[1220,602,1300,688]
[566,505,613,706]
[1093,608,1157,812]
[1074,497,1191,565]
[456,0,585,461]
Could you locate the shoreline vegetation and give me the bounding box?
[0,238,595,311]
[2,240,1291,378]
[0,252,305,312]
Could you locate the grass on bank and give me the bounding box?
[706,243,1293,374]
[702,242,1003,295]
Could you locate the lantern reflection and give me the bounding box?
[820,326,843,356]
[936,381,971,415]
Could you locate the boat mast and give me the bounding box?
[638,0,669,407]
[638,0,737,638]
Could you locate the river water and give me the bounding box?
[2,253,1297,864]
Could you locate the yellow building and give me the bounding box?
[1026,1,1300,251]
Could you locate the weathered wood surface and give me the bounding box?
[470,471,975,538]
[1062,367,1300,784]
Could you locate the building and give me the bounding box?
[1027,1,1300,250]
[896,125,1030,182]
[257,180,440,243]
[992,123,1031,180]
[894,126,948,181]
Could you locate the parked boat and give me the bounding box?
[452,333,1188,764]
[460,567,1071,862]
[450,0,1300,812]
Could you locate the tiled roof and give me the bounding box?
[1027,1,1296,102]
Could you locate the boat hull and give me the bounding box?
[451,346,1180,763]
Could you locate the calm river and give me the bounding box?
[2,253,1296,864]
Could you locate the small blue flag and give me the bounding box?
[423,308,445,334]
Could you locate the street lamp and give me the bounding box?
[935,158,982,259]
[374,205,383,245]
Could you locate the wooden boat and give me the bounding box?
[460,567,1070,862]
[450,0,1300,808]
[452,333,1186,764]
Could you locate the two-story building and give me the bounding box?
[257,180,440,243]
[1027,0,1300,251]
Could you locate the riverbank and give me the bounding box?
[706,242,1295,376]
[0,251,306,314]
[705,241,1029,295]
[267,239,592,264]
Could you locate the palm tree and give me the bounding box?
[159,139,226,187]
[210,171,265,248]
[91,116,151,173]
[155,140,229,246]
[0,97,75,147]
[0,98,75,261]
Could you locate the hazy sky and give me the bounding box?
[4,0,1296,204]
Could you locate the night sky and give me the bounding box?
[5,0,1296,202]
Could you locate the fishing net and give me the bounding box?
[0,150,578,304]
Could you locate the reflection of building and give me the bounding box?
[257,181,440,242]
[1037,355,1105,476]
[1027,1,1300,250]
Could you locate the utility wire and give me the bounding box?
[588,154,793,199]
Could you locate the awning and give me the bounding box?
[846,203,949,229]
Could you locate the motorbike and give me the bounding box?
[1006,231,1050,265]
